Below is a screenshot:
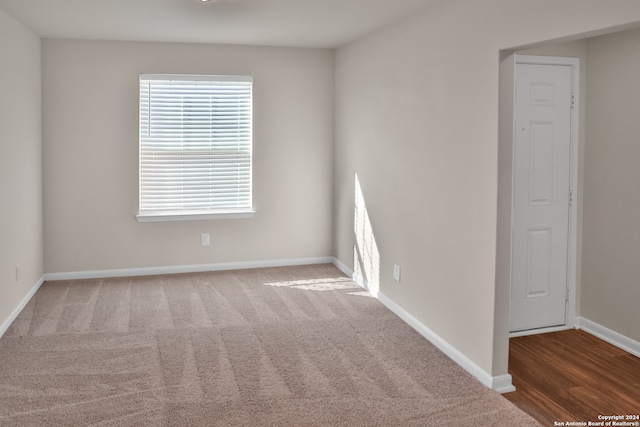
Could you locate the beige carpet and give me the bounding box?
[0,264,539,426]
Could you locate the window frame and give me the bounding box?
[136,73,255,223]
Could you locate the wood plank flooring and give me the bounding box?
[504,329,640,426]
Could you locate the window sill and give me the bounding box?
[136,210,255,223]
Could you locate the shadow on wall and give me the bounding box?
[353,174,381,297]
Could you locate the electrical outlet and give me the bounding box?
[201,233,210,246]
[15,264,20,282]
[393,264,401,282]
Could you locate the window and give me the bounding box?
[137,74,254,222]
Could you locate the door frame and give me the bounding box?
[509,54,580,337]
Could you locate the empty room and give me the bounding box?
[1,0,639,425]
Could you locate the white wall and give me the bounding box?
[42,40,334,274]
[582,28,640,342]
[0,10,43,330]
[334,0,640,378]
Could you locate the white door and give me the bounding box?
[510,61,573,332]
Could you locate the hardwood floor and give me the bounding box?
[504,329,640,426]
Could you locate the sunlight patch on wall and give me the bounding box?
[353,174,381,296]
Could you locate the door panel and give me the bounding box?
[526,227,552,298]
[510,63,572,332]
[528,122,555,205]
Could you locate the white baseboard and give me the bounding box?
[331,257,352,280]
[44,257,335,281]
[330,258,514,393]
[332,257,373,294]
[491,374,517,393]
[0,275,45,338]
[576,316,640,358]
[377,291,515,393]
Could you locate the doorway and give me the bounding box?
[509,55,579,335]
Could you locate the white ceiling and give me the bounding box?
[0,0,439,48]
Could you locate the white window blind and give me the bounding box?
[138,74,253,221]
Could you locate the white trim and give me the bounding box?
[491,374,517,394]
[330,257,514,393]
[332,257,372,294]
[511,55,580,332]
[136,210,255,222]
[377,291,514,393]
[140,74,253,83]
[0,275,45,338]
[576,317,640,358]
[515,55,580,67]
[331,257,352,280]
[45,257,334,281]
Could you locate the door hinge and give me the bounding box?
[571,93,575,108]
[569,189,574,206]
[566,287,570,302]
